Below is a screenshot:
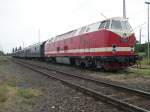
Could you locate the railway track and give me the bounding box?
[12,58,150,112]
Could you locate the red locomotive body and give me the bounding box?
[44,17,138,70]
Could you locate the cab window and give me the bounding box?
[121,21,132,32]
[111,20,122,31]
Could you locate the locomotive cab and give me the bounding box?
[99,18,133,37]
[110,19,133,37]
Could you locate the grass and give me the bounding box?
[17,88,41,99]
[0,79,42,112]
[130,57,150,76]
[0,56,43,112]
[104,57,150,77]
[140,57,150,66]
[0,81,41,102]
[0,86,8,102]
[0,56,9,65]
[127,68,150,76]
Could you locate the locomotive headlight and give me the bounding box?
[112,45,116,53]
[130,46,134,52]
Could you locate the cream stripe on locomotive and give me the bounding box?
[45,47,133,54]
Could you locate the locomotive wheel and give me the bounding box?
[80,62,86,68]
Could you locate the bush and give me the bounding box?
[135,43,150,57]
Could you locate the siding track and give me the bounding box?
[12,58,150,112]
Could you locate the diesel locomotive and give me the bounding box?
[12,17,138,71]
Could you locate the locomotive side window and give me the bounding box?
[105,20,110,29]
[111,20,122,31]
[86,22,100,32]
[79,27,86,34]
[99,21,106,29]
[86,27,90,32]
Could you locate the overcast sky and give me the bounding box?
[0,0,149,53]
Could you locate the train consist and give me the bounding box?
[12,17,138,71]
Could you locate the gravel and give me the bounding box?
[0,57,125,112]
[22,59,150,92]
[19,59,150,110]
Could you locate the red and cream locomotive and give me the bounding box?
[12,17,138,71]
[44,17,138,70]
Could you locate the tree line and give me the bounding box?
[12,46,22,53]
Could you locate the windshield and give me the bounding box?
[111,20,133,33]
[121,21,133,32]
[111,20,122,31]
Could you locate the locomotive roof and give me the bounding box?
[46,17,128,43]
[105,17,128,21]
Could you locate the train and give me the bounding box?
[12,17,138,71]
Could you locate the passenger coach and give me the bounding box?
[12,42,46,59]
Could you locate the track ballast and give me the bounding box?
[12,58,150,112]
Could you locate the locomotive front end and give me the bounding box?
[103,18,138,70]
